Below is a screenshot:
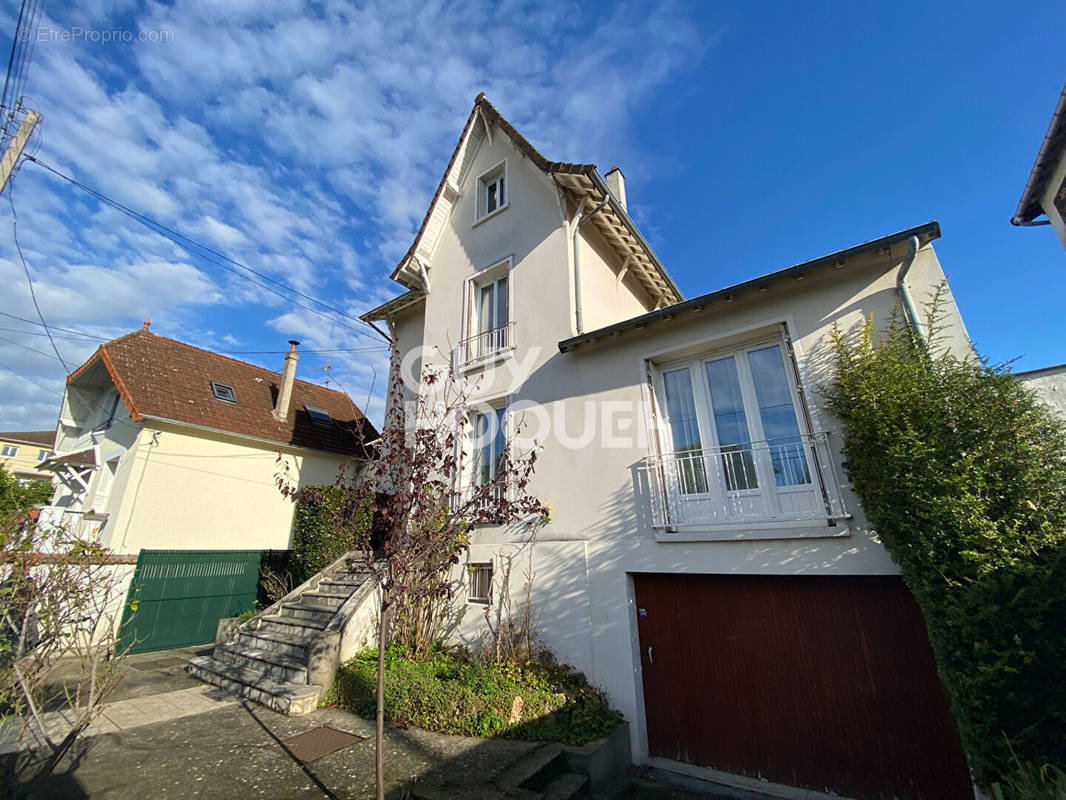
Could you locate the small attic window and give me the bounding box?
[476,160,507,223]
[305,404,333,427]
[211,381,236,403]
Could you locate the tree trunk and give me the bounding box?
[375,591,388,800]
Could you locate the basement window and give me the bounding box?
[210,382,236,403]
[467,563,492,604]
[305,405,333,427]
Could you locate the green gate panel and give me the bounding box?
[118,550,262,654]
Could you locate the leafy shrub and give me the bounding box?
[0,465,51,516]
[824,311,1066,783]
[290,485,374,583]
[322,646,621,745]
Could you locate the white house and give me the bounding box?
[362,95,977,799]
[39,324,376,652]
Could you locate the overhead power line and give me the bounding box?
[23,155,388,343]
[0,357,60,396]
[9,180,69,371]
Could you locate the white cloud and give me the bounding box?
[0,0,708,428]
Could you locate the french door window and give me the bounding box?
[656,340,818,523]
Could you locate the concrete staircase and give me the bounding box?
[495,744,590,800]
[187,553,378,716]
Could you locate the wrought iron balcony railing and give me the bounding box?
[640,432,848,529]
[454,322,514,369]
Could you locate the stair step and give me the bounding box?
[214,644,308,683]
[186,656,321,716]
[317,580,360,596]
[235,628,314,658]
[541,772,588,800]
[299,591,348,609]
[257,614,328,634]
[280,603,335,624]
[496,744,567,795]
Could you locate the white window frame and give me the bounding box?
[459,258,514,369]
[37,449,52,461]
[467,562,493,604]
[468,404,509,490]
[1,445,17,458]
[474,159,508,225]
[649,333,836,535]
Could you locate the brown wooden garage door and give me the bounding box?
[633,573,972,800]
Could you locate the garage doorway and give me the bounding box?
[633,573,971,800]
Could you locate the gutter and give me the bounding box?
[896,235,926,341]
[558,221,941,353]
[1012,81,1066,225]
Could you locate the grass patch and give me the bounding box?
[322,646,622,745]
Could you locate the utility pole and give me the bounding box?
[0,107,38,194]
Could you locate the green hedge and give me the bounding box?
[824,315,1066,783]
[322,646,622,745]
[290,486,374,584]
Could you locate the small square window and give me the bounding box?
[476,162,507,221]
[305,405,333,427]
[467,563,493,604]
[211,382,236,403]
[1,445,17,458]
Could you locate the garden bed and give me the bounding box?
[321,646,621,746]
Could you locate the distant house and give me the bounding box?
[362,94,976,799]
[0,430,54,483]
[38,325,376,651]
[1013,81,1066,249]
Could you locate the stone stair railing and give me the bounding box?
[187,550,381,715]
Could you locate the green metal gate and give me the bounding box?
[118,550,262,654]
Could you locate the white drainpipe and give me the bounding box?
[896,235,926,341]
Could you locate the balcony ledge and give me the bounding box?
[654,521,850,543]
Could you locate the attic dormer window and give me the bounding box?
[476,160,507,223]
[305,405,333,427]
[211,382,236,403]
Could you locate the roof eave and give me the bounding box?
[558,221,942,353]
[1013,81,1066,225]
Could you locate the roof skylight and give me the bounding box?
[211,381,236,403]
[305,404,333,427]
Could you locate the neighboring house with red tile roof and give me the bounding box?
[0,429,55,482]
[39,326,376,561]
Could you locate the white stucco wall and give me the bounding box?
[1039,147,1066,249]
[1017,364,1066,422]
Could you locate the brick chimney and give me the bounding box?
[272,340,300,421]
[604,166,627,212]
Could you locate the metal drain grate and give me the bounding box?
[274,726,365,763]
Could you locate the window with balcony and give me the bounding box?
[645,337,846,531]
[467,405,508,517]
[458,260,513,368]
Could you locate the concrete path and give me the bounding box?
[0,683,239,754]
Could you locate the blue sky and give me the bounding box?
[0,0,1063,431]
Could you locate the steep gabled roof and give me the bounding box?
[67,329,377,457]
[390,94,683,307]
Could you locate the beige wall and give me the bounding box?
[101,421,356,554]
[0,435,54,481]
